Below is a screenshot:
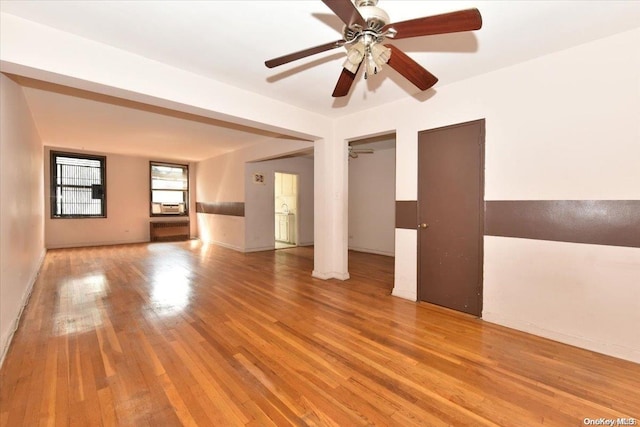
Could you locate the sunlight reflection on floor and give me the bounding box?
[149,268,191,317]
[53,274,107,336]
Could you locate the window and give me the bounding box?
[50,151,106,218]
[150,162,189,216]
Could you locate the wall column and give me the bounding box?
[392,127,418,300]
[313,135,349,280]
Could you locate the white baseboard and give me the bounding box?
[333,271,350,280]
[482,312,640,364]
[312,270,332,280]
[207,240,244,252]
[348,246,394,257]
[391,287,417,301]
[212,241,312,253]
[47,238,148,249]
[312,270,350,281]
[0,248,46,368]
[244,245,275,253]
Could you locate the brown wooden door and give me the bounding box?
[417,120,484,316]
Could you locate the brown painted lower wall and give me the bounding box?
[196,202,245,217]
[396,199,639,248]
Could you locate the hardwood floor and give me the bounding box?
[1,242,638,426]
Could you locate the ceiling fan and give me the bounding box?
[265,0,482,97]
[348,145,374,158]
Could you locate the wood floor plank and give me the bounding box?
[155,373,199,427]
[39,337,58,426]
[96,386,118,427]
[169,336,251,425]
[1,242,639,426]
[151,350,215,426]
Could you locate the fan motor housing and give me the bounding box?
[359,5,390,30]
[343,1,390,41]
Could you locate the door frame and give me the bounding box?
[416,119,485,315]
[274,171,300,247]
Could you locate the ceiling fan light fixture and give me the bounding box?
[370,43,391,66]
[364,53,377,78]
[364,43,390,79]
[343,41,365,74]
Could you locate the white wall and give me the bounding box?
[1,12,347,280]
[0,73,45,366]
[484,237,640,362]
[44,147,196,248]
[335,28,640,363]
[3,7,636,362]
[245,157,314,252]
[196,139,314,251]
[348,146,395,256]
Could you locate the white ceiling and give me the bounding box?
[14,77,295,161]
[2,1,640,160]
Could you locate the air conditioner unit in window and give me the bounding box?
[160,203,183,214]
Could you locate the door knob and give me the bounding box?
[418,223,429,229]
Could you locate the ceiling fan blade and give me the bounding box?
[384,8,482,40]
[332,63,361,97]
[322,0,366,28]
[384,44,438,91]
[265,39,345,68]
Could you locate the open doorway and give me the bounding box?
[274,172,298,249]
[347,135,396,257]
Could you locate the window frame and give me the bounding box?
[50,150,107,219]
[149,161,189,217]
